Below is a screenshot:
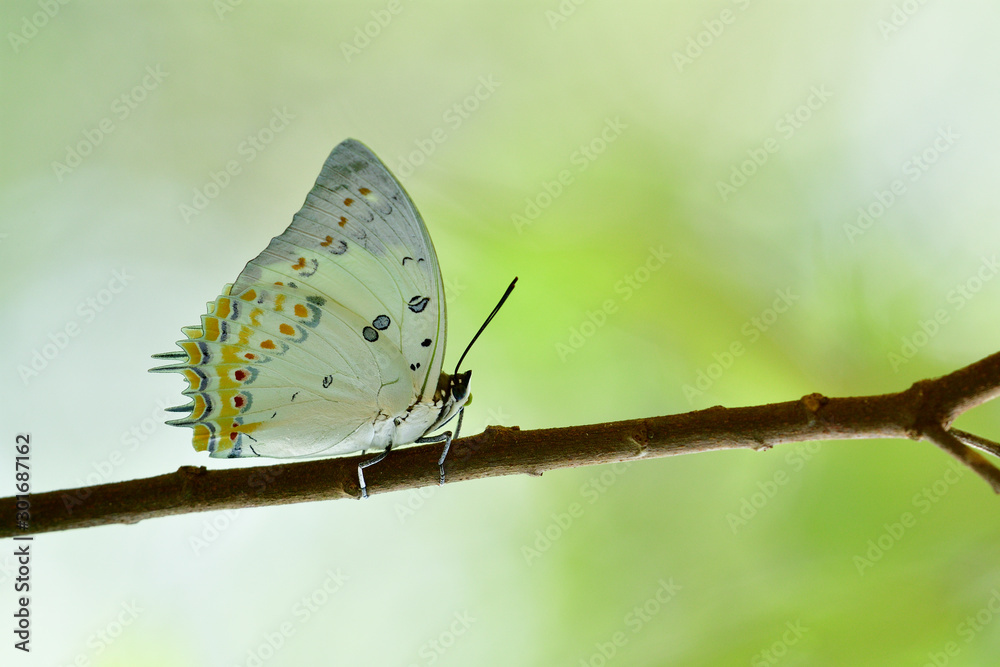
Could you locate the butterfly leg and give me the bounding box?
[416,407,464,486]
[358,444,392,499]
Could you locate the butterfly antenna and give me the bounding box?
[454,277,518,374]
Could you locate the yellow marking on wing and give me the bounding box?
[180,341,203,365]
[192,425,211,452]
[190,394,209,420]
[181,369,203,391]
[238,326,252,346]
[216,390,239,417]
[203,317,220,341]
[220,344,243,365]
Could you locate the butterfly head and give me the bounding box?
[430,370,472,431]
[450,369,472,406]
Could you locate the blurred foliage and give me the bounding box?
[2,1,1000,665]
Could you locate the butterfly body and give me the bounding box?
[153,139,470,463]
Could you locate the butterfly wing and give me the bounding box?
[153,139,448,458]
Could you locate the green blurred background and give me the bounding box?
[3,1,1000,665]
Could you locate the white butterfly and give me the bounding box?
[152,139,514,496]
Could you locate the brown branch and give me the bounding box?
[4,350,1000,538]
[952,429,1000,459]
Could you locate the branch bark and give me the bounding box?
[4,351,1000,538]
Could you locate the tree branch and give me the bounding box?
[4,351,1000,538]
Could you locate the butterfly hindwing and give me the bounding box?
[154,139,449,458]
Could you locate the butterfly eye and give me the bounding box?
[451,370,472,402]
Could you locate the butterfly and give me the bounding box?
[152,138,515,497]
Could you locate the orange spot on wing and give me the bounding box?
[274,294,285,312]
[261,339,276,350]
[216,297,232,319]
[359,187,370,195]
[279,323,295,336]
[292,257,306,270]
[240,289,257,301]
[320,235,333,247]
[294,304,308,318]
[343,198,354,206]
[339,216,347,227]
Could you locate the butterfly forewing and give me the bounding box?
[232,140,445,396]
